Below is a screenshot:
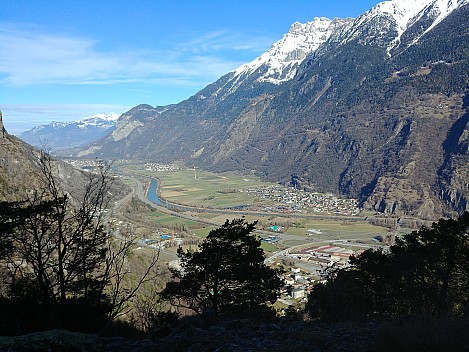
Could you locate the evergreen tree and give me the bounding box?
[162,218,284,318]
[307,212,469,321]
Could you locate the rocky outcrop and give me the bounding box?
[0,110,5,138]
[0,321,379,352]
[1,318,467,351]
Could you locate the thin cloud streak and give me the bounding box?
[176,30,275,53]
[0,23,271,87]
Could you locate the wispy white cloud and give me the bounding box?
[176,30,274,53]
[0,23,272,87]
[127,88,153,93]
[1,103,130,134]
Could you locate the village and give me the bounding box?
[242,185,361,215]
[70,160,371,310]
[143,162,179,172]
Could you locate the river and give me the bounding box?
[147,178,164,206]
[146,178,197,212]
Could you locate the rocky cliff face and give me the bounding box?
[0,113,46,200]
[76,1,469,219]
[78,104,168,158]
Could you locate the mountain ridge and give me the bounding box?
[72,0,469,219]
[20,112,120,152]
[0,114,94,202]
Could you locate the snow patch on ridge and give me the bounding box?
[427,0,468,30]
[220,0,467,95]
[232,17,351,85]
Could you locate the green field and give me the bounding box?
[121,164,389,244]
[192,227,216,238]
[283,219,386,241]
[125,167,275,208]
[260,241,280,253]
[121,178,136,187]
[145,211,202,229]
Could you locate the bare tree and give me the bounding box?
[0,150,159,332]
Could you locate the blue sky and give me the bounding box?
[0,0,379,134]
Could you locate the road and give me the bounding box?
[110,178,181,261]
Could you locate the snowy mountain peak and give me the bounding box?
[349,0,468,51]
[77,112,120,127]
[19,112,120,151]
[229,0,467,87]
[372,0,429,28]
[221,0,467,91]
[232,17,353,85]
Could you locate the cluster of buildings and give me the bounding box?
[289,245,363,273]
[63,158,105,171]
[140,234,184,250]
[282,267,313,300]
[143,162,179,172]
[241,185,360,215]
[108,217,197,251]
[275,244,366,306]
[262,234,280,243]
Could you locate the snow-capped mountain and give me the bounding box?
[229,0,467,88]
[75,112,120,127]
[339,0,430,45]
[77,0,469,219]
[337,0,469,52]
[232,17,353,85]
[20,113,120,152]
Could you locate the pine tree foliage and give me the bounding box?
[307,212,469,321]
[162,218,284,317]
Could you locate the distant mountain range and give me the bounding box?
[19,113,120,152]
[32,0,469,220]
[0,114,94,202]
